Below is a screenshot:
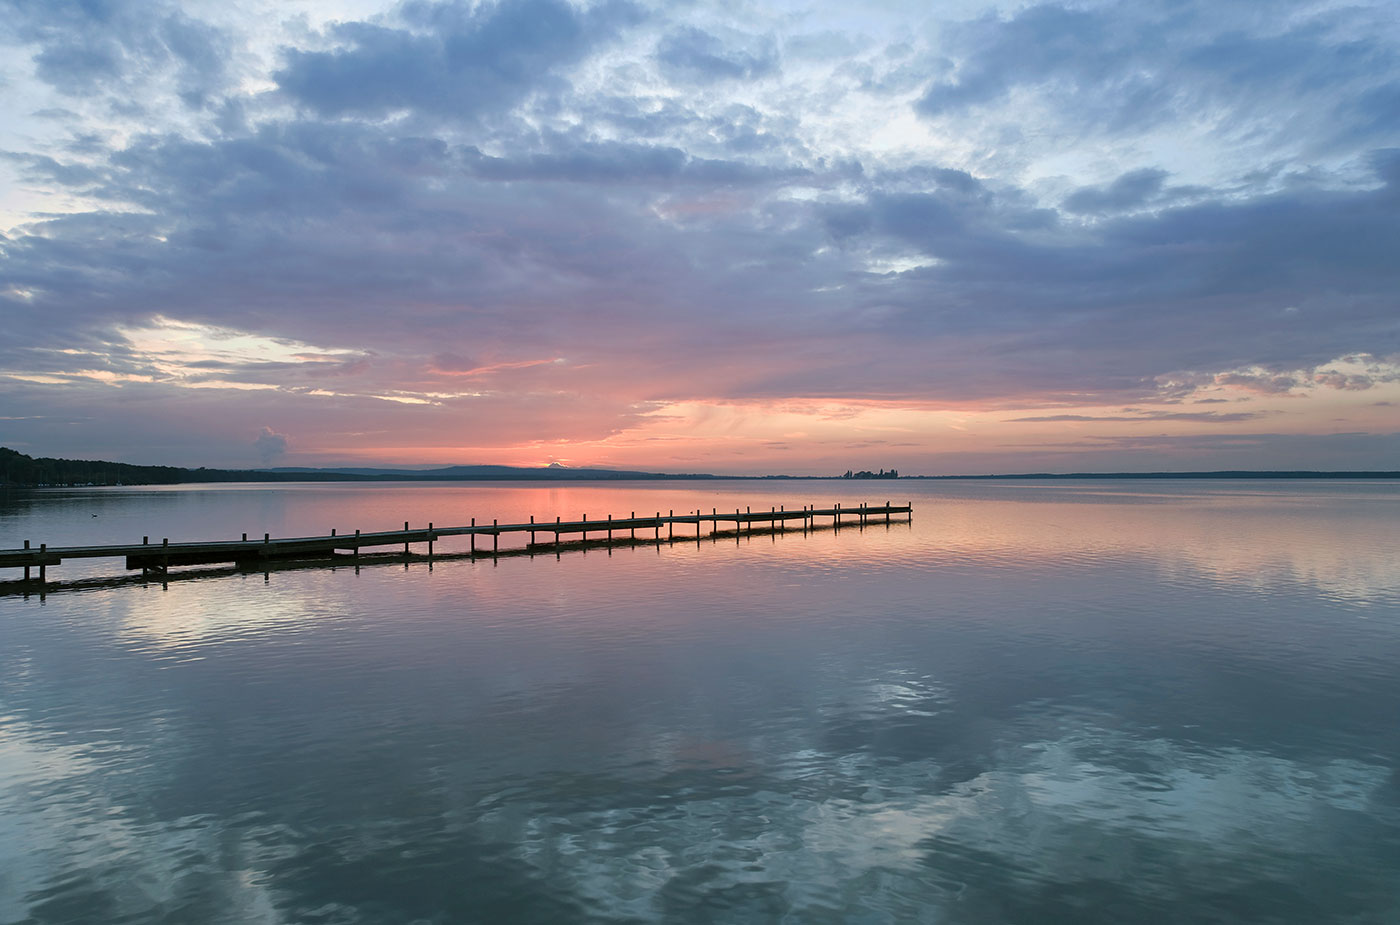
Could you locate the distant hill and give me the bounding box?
[266,464,717,481]
[0,447,714,487]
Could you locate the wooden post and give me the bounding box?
[428,522,434,558]
[493,519,498,557]
[23,540,29,581]
[404,521,410,556]
[555,516,561,554]
[470,518,476,555]
[38,543,46,582]
[582,514,587,543]
[608,514,612,542]
[530,514,535,545]
[630,512,635,540]
[668,510,673,540]
[886,501,891,525]
[354,529,360,560]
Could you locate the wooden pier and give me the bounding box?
[0,502,911,587]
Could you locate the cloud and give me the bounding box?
[914,0,1400,154]
[1008,411,1262,423]
[1313,371,1375,390]
[1214,372,1299,394]
[0,0,234,107]
[274,0,642,121]
[1062,168,1167,214]
[655,26,778,84]
[254,425,289,464]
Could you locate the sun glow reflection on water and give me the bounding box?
[1,480,1398,922]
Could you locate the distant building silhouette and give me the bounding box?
[840,468,899,479]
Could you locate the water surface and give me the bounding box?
[2,480,1398,923]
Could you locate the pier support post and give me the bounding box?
[23,540,29,581]
[583,514,587,543]
[39,543,47,582]
[631,512,636,540]
[404,522,410,557]
[668,511,673,541]
[530,515,535,545]
[493,519,499,558]
[471,518,476,555]
[608,514,612,542]
[555,517,561,556]
[354,529,360,560]
[428,523,434,558]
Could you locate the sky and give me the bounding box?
[0,0,1397,475]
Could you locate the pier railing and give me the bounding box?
[1,502,912,585]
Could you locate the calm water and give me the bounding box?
[1,480,1398,924]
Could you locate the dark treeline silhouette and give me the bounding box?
[841,468,899,479]
[0,447,357,487]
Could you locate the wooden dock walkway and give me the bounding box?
[0,502,912,586]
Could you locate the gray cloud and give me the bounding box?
[275,0,642,121]
[915,0,1400,156]
[254,426,289,464]
[1008,412,1262,423]
[656,26,778,83]
[1,0,233,107]
[1062,168,1167,214]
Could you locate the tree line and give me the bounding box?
[0,447,350,487]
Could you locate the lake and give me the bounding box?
[2,479,1398,923]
